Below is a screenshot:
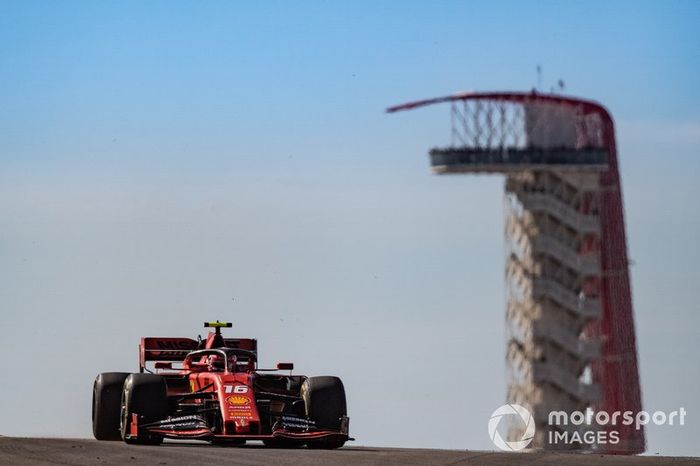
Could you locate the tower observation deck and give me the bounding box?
[388,92,644,454]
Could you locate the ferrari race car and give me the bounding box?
[92,321,350,448]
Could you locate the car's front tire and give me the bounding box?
[302,376,347,449]
[92,372,130,441]
[120,373,168,445]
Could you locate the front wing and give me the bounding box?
[127,413,351,443]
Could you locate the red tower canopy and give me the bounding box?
[388,91,614,173]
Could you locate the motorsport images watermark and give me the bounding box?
[488,404,687,451]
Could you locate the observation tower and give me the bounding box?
[388,92,644,453]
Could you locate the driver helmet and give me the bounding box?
[207,354,225,371]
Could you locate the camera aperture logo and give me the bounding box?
[488,404,535,451]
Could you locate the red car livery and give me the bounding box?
[92,321,350,449]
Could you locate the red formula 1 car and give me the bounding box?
[92,321,350,448]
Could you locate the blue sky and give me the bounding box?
[1,0,699,456]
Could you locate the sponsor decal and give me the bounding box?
[228,405,251,412]
[156,340,198,350]
[226,395,250,405]
[148,339,198,358]
[169,415,205,422]
[143,414,209,432]
[277,415,316,432]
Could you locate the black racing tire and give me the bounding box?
[302,376,347,449]
[92,372,130,441]
[120,373,168,445]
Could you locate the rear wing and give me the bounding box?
[139,337,258,372]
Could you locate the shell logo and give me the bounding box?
[226,395,249,405]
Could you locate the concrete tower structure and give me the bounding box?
[388,92,644,454]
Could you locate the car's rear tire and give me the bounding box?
[302,376,347,449]
[92,372,130,441]
[120,373,168,445]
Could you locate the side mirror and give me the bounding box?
[276,362,294,371]
[155,362,172,370]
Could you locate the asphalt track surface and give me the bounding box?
[1,438,699,465]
